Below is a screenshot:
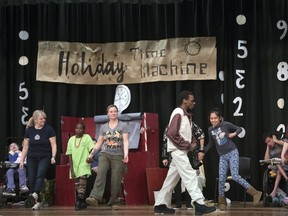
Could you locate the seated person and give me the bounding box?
[263,133,288,197]
[3,142,29,196]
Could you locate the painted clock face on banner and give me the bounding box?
[113,84,131,114]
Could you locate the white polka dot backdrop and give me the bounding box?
[236,14,246,25]
[19,30,29,40]
[224,182,230,192]
[238,127,246,138]
[219,70,224,81]
[277,98,285,109]
[18,56,29,66]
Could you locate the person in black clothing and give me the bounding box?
[19,110,57,210]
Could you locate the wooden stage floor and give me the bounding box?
[0,202,287,216]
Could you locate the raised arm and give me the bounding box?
[264,145,270,160]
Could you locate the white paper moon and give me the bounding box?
[277,98,285,109]
[19,30,29,40]
[221,93,224,104]
[18,56,29,66]
[238,127,246,138]
[219,70,225,81]
[225,182,230,192]
[236,15,246,25]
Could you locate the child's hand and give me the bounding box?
[86,156,93,164]
[71,170,76,179]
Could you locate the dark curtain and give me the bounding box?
[0,0,287,200]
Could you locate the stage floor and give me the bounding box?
[0,202,287,215]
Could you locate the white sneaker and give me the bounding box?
[32,192,38,201]
[28,192,38,206]
[20,185,29,193]
[32,202,41,210]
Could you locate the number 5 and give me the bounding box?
[19,82,29,100]
[237,40,248,59]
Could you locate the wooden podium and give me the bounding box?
[121,113,160,205]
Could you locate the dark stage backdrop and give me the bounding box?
[0,0,287,200]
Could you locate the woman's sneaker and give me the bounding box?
[86,196,98,206]
[32,202,42,210]
[28,192,38,206]
[111,203,120,210]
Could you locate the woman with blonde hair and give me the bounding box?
[20,110,57,210]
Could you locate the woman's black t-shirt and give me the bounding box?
[24,124,56,158]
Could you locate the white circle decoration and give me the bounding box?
[221,93,224,104]
[238,127,246,138]
[236,14,246,25]
[224,182,230,192]
[18,56,29,66]
[19,30,29,40]
[277,98,285,109]
[219,70,224,81]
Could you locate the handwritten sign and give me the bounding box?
[36,37,216,85]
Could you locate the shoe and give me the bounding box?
[81,199,87,209]
[86,196,98,206]
[186,204,194,210]
[75,199,82,211]
[3,188,16,196]
[173,203,181,210]
[194,202,216,216]
[75,198,87,211]
[28,192,38,207]
[154,204,175,214]
[32,202,41,210]
[111,203,120,210]
[20,185,29,193]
